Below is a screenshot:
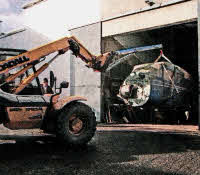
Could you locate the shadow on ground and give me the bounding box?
[0,131,199,174]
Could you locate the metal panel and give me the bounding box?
[4,107,47,129]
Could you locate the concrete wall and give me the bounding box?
[102,0,197,37]
[101,0,170,20]
[70,23,101,121]
[0,28,71,95]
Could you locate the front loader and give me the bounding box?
[0,37,104,146]
[0,35,179,145]
[0,36,137,146]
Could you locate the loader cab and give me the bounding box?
[0,48,68,96]
[18,67,43,95]
[1,66,43,95]
[0,48,42,95]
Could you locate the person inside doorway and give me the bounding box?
[41,78,53,94]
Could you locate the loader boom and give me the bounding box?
[0,36,101,94]
[0,36,94,75]
[0,35,162,94]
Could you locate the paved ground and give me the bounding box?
[0,124,199,175]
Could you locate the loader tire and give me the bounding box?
[57,102,96,146]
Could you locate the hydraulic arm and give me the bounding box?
[0,36,98,94]
[0,35,162,94]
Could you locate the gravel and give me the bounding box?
[0,125,199,175]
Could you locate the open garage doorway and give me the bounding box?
[101,21,198,125]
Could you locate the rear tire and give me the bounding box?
[57,102,96,146]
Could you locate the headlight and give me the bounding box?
[119,85,131,98]
[120,84,138,99]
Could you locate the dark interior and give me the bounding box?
[101,21,198,124]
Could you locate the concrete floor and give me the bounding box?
[0,124,199,175]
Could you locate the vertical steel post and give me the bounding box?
[198,0,200,130]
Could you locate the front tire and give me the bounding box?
[57,102,96,146]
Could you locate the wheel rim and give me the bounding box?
[68,114,87,135]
